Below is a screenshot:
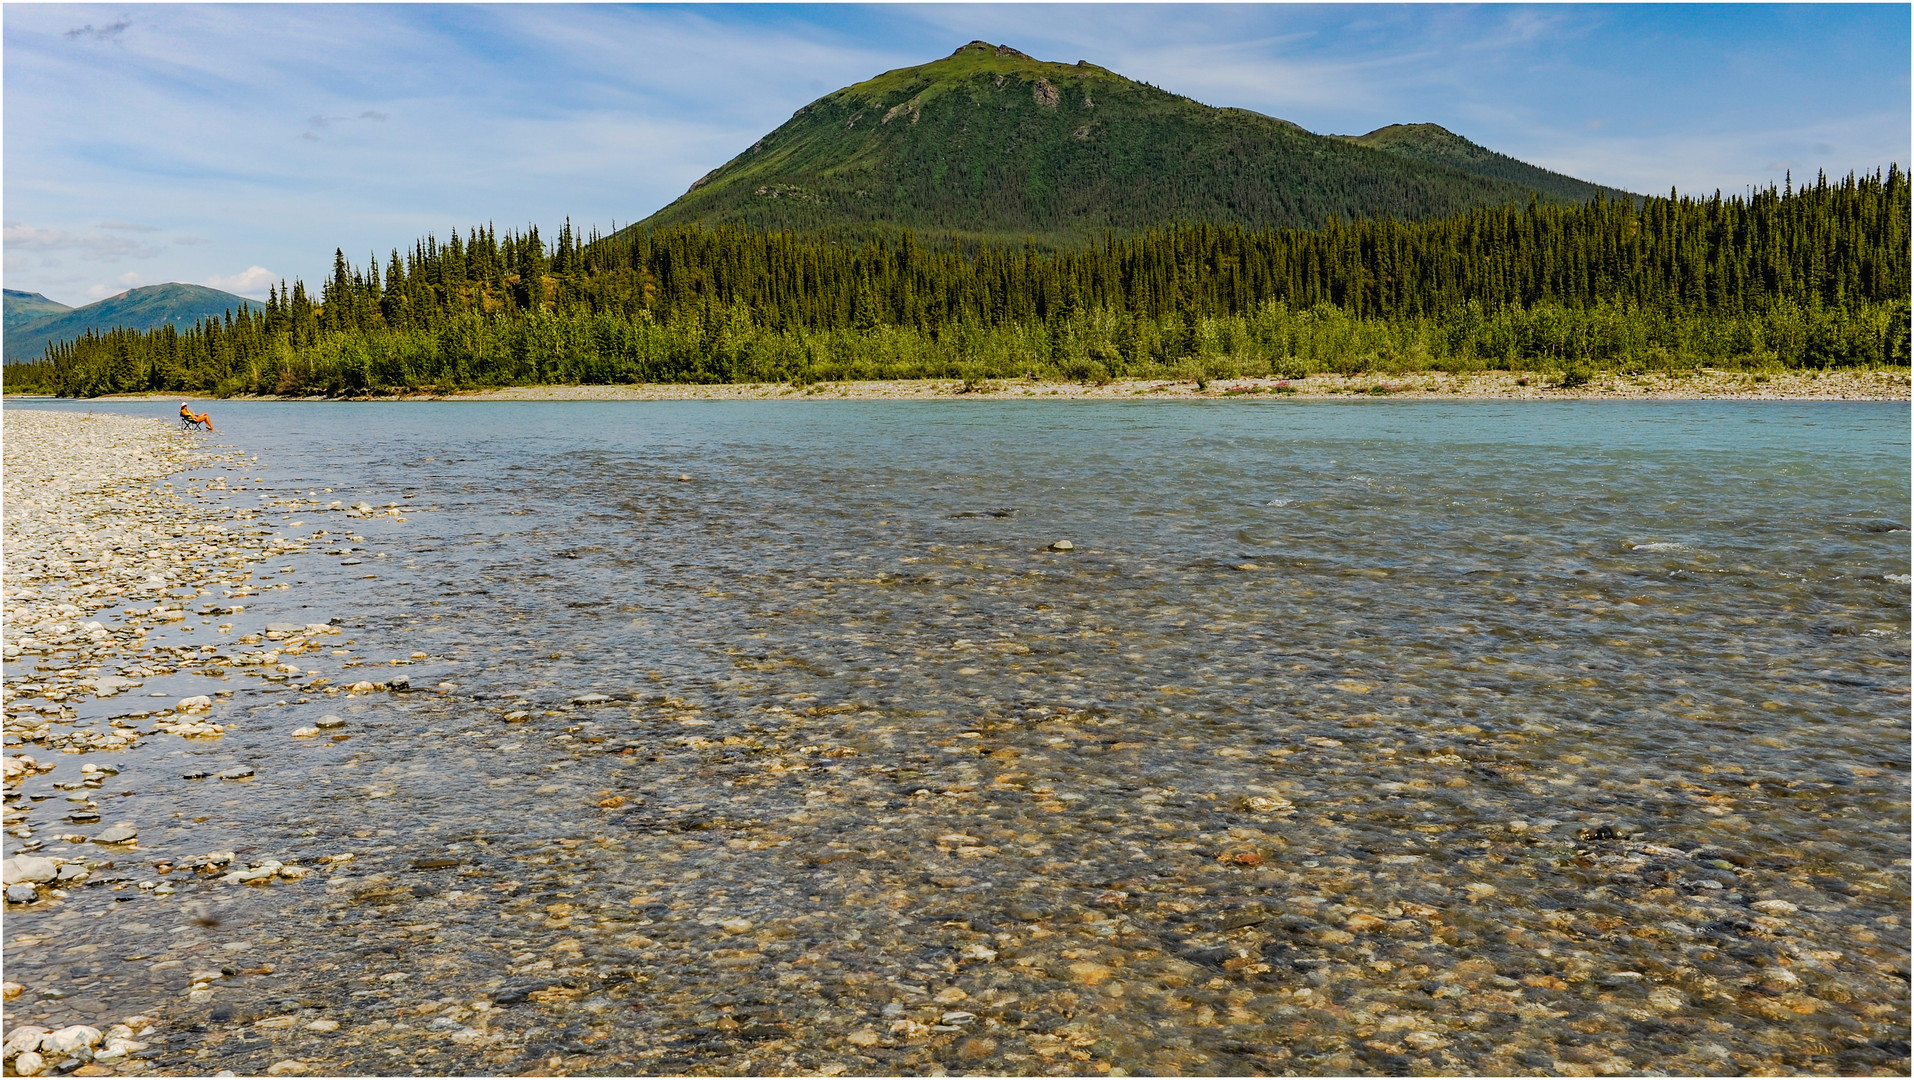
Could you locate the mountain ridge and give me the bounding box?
[1337,123,1614,206]
[636,41,1632,244]
[3,289,73,335]
[4,283,256,364]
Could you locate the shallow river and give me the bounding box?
[5,399,1909,1076]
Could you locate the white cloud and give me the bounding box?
[205,265,277,296]
[100,220,159,231]
[4,221,163,261]
[84,271,146,300]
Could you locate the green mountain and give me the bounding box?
[5,283,256,364]
[636,41,1630,244]
[3,289,73,334]
[1338,123,1614,205]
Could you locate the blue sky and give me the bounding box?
[5,3,1908,307]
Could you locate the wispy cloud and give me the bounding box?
[85,270,146,300]
[63,16,128,43]
[3,221,163,262]
[99,219,159,231]
[301,108,394,141]
[3,4,1906,305]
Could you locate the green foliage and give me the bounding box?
[5,168,1907,397]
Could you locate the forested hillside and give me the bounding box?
[7,169,1905,397]
[1337,124,1613,206]
[4,283,256,364]
[636,41,1628,243]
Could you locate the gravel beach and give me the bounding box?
[340,367,1914,402]
[1,411,354,1075]
[68,367,1914,405]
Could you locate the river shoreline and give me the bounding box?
[0,411,362,1076]
[44,366,1914,404]
[1,412,248,1072]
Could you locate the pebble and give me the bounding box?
[1048,539,1074,551]
[45,1027,102,1055]
[1403,1031,1444,1053]
[91,826,137,844]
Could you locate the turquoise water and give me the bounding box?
[5,398,1909,1076]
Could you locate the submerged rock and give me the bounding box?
[2,856,57,884]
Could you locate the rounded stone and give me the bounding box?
[2,856,58,884]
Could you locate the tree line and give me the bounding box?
[8,167,1906,397]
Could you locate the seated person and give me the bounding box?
[179,401,217,433]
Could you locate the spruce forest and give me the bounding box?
[8,169,1907,397]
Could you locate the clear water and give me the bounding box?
[5,399,1909,1076]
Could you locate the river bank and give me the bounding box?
[64,367,1914,404]
[0,411,387,1076]
[1,411,250,1073]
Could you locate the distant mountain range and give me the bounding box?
[635,41,1630,244]
[4,283,256,364]
[3,290,72,334]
